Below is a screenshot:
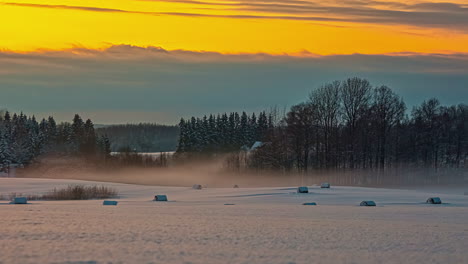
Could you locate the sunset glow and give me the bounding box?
[1,0,468,55]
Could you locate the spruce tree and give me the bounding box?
[83,119,97,155]
[0,132,12,171]
[71,114,85,153]
[240,112,249,147]
[177,118,187,152]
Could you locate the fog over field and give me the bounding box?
[17,156,313,188]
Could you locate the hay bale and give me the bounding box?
[321,182,331,188]
[224,203,235,206]
[10,197,27,204]
[297,186,309,193]
[303,202,317,206]
[192,184,203,190]
[154,195,168,201]
[426,197,442,204]
[103,200,118,206]
[233,185,239,188]
[360,201,376,206]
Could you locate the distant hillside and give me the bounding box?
[96,124,179,152]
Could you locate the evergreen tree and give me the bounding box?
[83,119,97,155]
[71,114,85,152]
[240,112,249,147]
[177,118,187,152]
[0,132,12,171]
[257,111,269,141]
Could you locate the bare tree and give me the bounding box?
[412,98,442,169]
[286,103,316,172]
[309,81,341,168]
[341,77,372,168]
[371,86,406,173]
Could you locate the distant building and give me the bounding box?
[250,141,264,152]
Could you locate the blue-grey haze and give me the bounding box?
[1,46,467,124]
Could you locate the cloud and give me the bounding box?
[1,45,467,123]
[3,44,467,71]
[143,0,468,29]
[3,1,468,31]
[2,2,131,13]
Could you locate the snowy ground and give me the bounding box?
[0,178,467,264]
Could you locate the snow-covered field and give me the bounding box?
[0,178,467,264]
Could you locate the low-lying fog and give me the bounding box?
[15,156,468,193]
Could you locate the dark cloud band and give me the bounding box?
[1,45,467,124]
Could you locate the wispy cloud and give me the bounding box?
[157,0,468,30]
[0,2,349,23]
[2,2,131,13]
[3,1,468,31]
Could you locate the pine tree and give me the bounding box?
[47,116,58,145]
[240,112,249,147]
[177,118,187,152]
[207,114,217,151]
[83,119,97,155]
[248,113,258,144]
[4,111,11,122]
[257,111,268,141]
[0,132,12,171]
[71,114,85,153]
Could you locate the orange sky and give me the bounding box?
[1,0,468,55]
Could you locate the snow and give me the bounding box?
[0,178,467,264]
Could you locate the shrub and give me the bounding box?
[1,185,118,201]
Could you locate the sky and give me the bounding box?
[0,0,467,124]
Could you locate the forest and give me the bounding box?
[0,112,111,172]
[96,124,179,152]
[176,78,468,185]
[1,77,467,185]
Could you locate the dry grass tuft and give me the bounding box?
[1,185,118,201]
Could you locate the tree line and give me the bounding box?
[177,78,468,185]
[0,112,111,172]
[177,111,274,154]
[96,123,179,152]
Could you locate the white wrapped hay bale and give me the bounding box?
[426,197,442,204]
[192,184,203,190]
[10,197,28,204]
[360,201,376,206]
[103,200,118,206]
[297,186,309,193]
[154,195,168,201]
[321,182,331,188]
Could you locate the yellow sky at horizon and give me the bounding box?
[1,0,468,55]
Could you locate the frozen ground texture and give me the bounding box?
[0,178,467,264]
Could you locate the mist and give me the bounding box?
[16,155,467,192]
